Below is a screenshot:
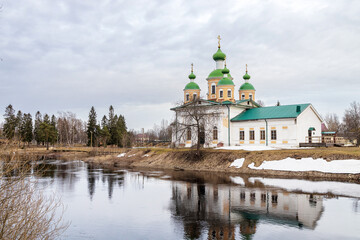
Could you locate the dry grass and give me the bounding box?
[0,144,68,239]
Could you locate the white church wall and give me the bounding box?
[296,106,322,144]
[230,118,298,146]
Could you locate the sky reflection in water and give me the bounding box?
[35,160,360,240]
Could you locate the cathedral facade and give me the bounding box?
[171,37,323,148]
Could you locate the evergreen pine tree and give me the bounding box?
[21,113,33,144]
[3,104,17,140]
[87,106,97,147]
[108,106,116,145]
[116,115,127,147]
[34,111,43,145]
[50,115,58,145]
[39,114,56,150]
[16,110,23,143]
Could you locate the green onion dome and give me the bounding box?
[239,82,255,90]
[185,82,200,90]
[212,48,226,61]
[243,72,251,80]
[188,72,196,79]
[222,67,230,74]
[217,77,234,86]
[208,69,232,78]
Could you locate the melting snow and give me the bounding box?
[229,158,245,168]
[248,157,360,174]
[216,145,312,151]
[117,153,126,158]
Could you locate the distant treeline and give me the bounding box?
[0,104,133,148]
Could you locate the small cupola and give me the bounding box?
[239,64,256,101]
[184,63,201,103]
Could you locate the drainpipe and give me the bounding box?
[265,119,268,146]
[226,105,230,146]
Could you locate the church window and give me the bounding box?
[193,93,197,100]
[260,130,265,140]
[227,89,231,98]
[241,94,245,100]
[249,130,255,140]
[187,128,191,140]
[239,131,245,140]
[249,94,253,100]
[211,84,216,94]
[213,127,218,140]
[219,90,223,98]
[186,93,189,102]
[271,130,277,140]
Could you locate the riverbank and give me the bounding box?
[2,146,360,182]
[82,147,360,182]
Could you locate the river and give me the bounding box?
[35,160,360,240]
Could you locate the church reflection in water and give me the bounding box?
[170,179,324,240]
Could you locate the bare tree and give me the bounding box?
[324,113,341,132]
[257,100,265,107]
[343,101,360,146]
[57,112,87,146]
[173,100,221,155]
[0,144,68,239]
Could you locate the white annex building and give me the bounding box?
[171,36,323,148]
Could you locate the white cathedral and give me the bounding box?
[171,36,323,148]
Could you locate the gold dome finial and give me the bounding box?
[217,35,221,48]
[224,57,227,67]
[191,63,193,73]
[246,64,248,73]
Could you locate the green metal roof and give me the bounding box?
[184,82,200,90]
[239,82,255,90]
[212,48,226,61]
[217,77,234,86]
[231,104,310,121]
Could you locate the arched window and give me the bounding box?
[187,128,191,140]
[249,94,253,101]
[219,90,223,98]
[186,93,189,101]
[213,127,218,140]
[211,84,216,94]
[227,89,231,98]
[241,94,245,100]
[193,93,197,100]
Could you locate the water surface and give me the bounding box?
[36,160,360,240]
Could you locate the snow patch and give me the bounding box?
[117,153,126,158]
[216,145,312,151]
[127,154,136,158]
[250,177,360,198]
[230,176,245,185]
[249,157,360,174]
[229,158,245,168]
[143,154,150,157]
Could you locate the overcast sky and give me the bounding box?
[1,0,359,130]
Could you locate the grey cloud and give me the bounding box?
[1,0,359,130]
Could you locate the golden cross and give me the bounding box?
[191,63,193,73]
[217,35,221,48]
[224,57,227,67]
[246,64,248,73]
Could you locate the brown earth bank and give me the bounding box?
[1,146,360,182]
